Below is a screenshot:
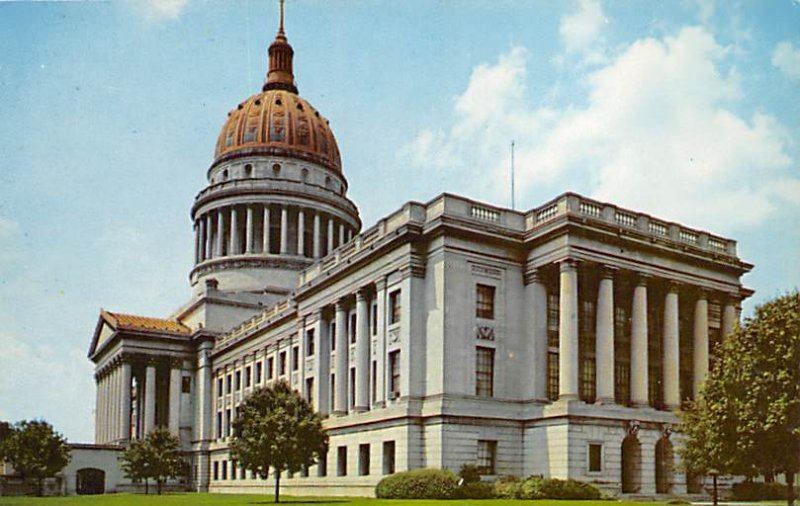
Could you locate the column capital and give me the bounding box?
[559,258,579,273]
[599,264,618,279]
[375,276,388,291]
[523,266,545,285]
[335,298,347,312]
[633,272,651,286]
[665,280,682,293]
[356,287,371,301]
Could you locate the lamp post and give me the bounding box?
[709,468,719,506]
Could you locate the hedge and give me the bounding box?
[732,482,799,501]
[375,468,458,499]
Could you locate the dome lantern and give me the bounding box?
[264,0,297,94]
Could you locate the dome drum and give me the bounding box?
[207,157,349,197]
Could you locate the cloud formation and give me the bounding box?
[772,41,800,82]
[137,0,188,22]
[558,0,608,65]
[401,26,798,234]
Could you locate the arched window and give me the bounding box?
[272,163,281,177]
[301,168,309,181]
[222,169,229,181]
[244,164,253,178]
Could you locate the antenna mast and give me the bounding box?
[511,140,516,210]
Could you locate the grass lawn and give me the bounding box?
[0,495,675,506]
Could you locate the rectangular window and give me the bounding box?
[350,313,357,344]
[588,443,602,472]
[389,290,401,325]
[279,351,287,376]
[359,444,370,476]
[579,298,597,403]
[213,461,219,481]
[475,346,495,397]
[476,284,496,319]
[547,352,559,401]
[337,446,347,476]
[221,460,227,480]
[330,322,336,351]
[306,329,315,356]
[372,361,377,403]
[389,350,401,399]
[231,460,237,480]
[614,303,631,405]
[235,370,241,391]
[330,373,336,412]
[267,357,274,379]
[371,303,378,335]
[547,291,560,401]
[245,366,252,388]
[181,376,191,394]
[226,374,232,394]
[318,449,328,477]
[225,409,231,437]
[350,367,356,408]
[383,441,396,475]
[708,300,722,366]
[306,377,314,405]
[217,377,223,397]
[216,412,222,439]
[255,361,262,384]
[477,440,497,475]
[292,346,299,371]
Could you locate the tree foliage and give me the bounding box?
[230,380,328,503]
[680,291,800,506]
[1,420,71,496]
[119,427,185,495]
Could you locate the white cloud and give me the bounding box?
[400,26,799,235]
[558,0,609,66]
[772,41,800,82]
[136,0,188,22]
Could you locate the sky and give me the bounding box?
[0,0,798,443]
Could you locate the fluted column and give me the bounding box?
[630,276,649,406]
[313,212,321,258]
[169,364,182,435]
[280,206,289,254]
[230,206,240,255]
[693,291,709,399]
[559,260,579,401]
[663,284,681,409]
[198,218,206,262]
[94,375,101,442]
[111,366,119,441]
[339,223,346,246]
[194,222,200,264]
[311,312,330,415]
[722,297,737,338]
[374,278,387,407]
[595,268,615,404]
[245,206,254,254]
[197,345,213,442]
[121,361,132,441]
[262,206,271,254]
[354,289,370,412]
[327,217,335,253]
[98,375,105,442]
[525,269,548,400]
[205,214,213,259]
[144,363,157,433]
[216,209,225,257]
[333,300,348,415]
[297,209,305,257]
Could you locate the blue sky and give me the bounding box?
[0,0,798,442]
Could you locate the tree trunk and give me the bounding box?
[274,468,281,503]
[787,471,796,506]
[144,478,149,495]
[157,478,163,495]
[37,477,43,497]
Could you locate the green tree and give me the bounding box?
[230,380,328,503]
[680,292,800,506]
[0,421,12,461]
[119,427,185,495]
[2,420,71,496]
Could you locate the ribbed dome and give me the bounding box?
[214,90,342,173]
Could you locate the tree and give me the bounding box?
[230,380,328,503]
[0,421,12,461]
[119,427,185,495]
[1,420,71,496]
[680,292,800,506]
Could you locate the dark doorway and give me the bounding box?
[76,468,105,495]
[655,438,673,494]
[621,435,641,493]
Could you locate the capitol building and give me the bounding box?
[83,8,752,498]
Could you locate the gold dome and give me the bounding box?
[214,90,342,173]
[212,2,342,173]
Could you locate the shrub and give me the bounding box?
[494,475,522,499]
[458,463,482,484]
[518,476,601,500]
[375,468,459,499]
[731,482,798,501]
[457,481,495,499]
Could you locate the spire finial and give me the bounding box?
[263,0,297,93]
[279,0,285,35]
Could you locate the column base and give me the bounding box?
[594,397,616,405]
[332,410,347,417]
[352,405,369,413]
[558,393,580,402]
[372,401,386,409]
[631,400,651,408]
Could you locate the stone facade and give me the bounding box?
[85,9,752,499]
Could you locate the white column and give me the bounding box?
[169,365,182,435]
[262,205,271,254]
[354,288,370,412]
[229,206,240,255]
[110,367,119,441]
[327,217,335,253]
[559,260,579,401]
[722,298,737,338]
[595,268,615,404]
[339,223,345,246]
[98,375,105,442]
[194,222,200,264]
[693,291,709,399]
[216,209,225,257]
[196,346,213,443]
[245,206,254,254]
[145,364,157,433]
[525,269,548,400]
[297,209,305,257]
[94,375,101,442]
[205,214,213,260]
[333,300,348,415]
[630,277,650,407]
[374,278,387,407]
[311,312,330,415]
[313,212,321,258]
[121,361,132,441]
[280,206,288,254]
[663,284,681,409]
[198,218,206,262]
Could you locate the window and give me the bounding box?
[245,366,252,388]
[372,361,377,403]
[317,449,328,477]
[267,357,274,379]
[383,441,396,475]
[181,376,191,394]
[225,409,231,437]
[337,446,347,476]
[217,377,223,397]
[216,412,222,439]
[547,352,559,401]
[330,374,336,412]
[213,461,219,480]
[306,377,314,404]
[359,444,370,476]
[475,347,495,397]
[279,351,287,376]
[579,299,597,403]
[477,440,497,475]
[350,367,356,408]
[708,300,722,366]
[389,290,401,325]
[389,351,400,399]
[231,460,237,480]
[255,361,262,384]
[476,284,496,319]
[547,291,560,401]
[306,329,315,356]
[330,322,336,351]
[221,460,227,480]
[371,303,378,335]
[349,313,357,344]
[226,374,232,394]
[292,346,299,371]
[244,164,253,177]
[614,303,631,405]
[235,371,241,390]
[588,443,602,472]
